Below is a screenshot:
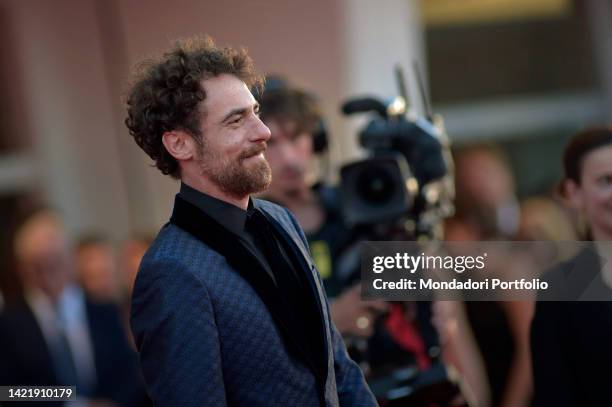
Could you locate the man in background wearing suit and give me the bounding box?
[0,210,147,406]
[125,36,377,406]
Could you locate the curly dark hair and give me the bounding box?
[125,36,263,178]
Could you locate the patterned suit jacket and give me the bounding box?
[130,194,377,406]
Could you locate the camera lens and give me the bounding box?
[356,166,395,205]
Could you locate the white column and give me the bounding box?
[338,0,427,159]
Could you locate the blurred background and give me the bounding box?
[1,0,611,404]
[1,0,611,260]
[2,0,611,251]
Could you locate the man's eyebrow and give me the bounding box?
[220,102,260,124]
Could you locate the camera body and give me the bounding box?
[339,97,454,240]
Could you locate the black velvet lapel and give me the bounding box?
[169,195,326,380]
[257,206,330,379]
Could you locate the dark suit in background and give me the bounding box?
[531,247,612,406]
[0,296,148,406]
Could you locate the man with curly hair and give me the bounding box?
[125,36,376,407]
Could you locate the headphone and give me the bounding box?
[312,119,328,154]
[255,75,328,154]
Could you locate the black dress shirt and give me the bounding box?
[179,183,275,281]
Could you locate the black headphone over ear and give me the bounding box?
[256,75,329,155]
[312,119,328,154]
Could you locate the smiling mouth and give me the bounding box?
[241,144,267,160]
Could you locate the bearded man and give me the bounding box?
[125,36,376,407]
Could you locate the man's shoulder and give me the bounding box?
[142,223,195,260]
[0,301,35,330]
[136,223,223,282]
[153,220,229,249]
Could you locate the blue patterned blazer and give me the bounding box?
[130,195,377,406]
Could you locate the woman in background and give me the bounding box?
[531,127,612,406]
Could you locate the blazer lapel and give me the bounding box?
[169,195,322,378]
[256,204,330,382]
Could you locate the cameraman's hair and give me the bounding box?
[259,87,321,136]
[124,35,263,178]
[563,127,612,184]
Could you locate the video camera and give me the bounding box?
[339,67,454,240]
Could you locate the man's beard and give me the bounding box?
[197,142,272,198]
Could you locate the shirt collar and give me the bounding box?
[179,182,252,236]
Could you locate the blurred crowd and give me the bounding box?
[1,77,611,407]
[0,211,152,406]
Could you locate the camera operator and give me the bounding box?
[258,79,388,339]
[258,79,484,407]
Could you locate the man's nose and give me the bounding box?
[251,116,271,143]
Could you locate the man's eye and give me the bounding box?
[596,175,612,187]
[599,175,612,185]
[229,117,243,125]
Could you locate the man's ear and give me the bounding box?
[564,179,584,211]
[162,130,197,161]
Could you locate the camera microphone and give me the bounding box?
[342,98,388,117]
